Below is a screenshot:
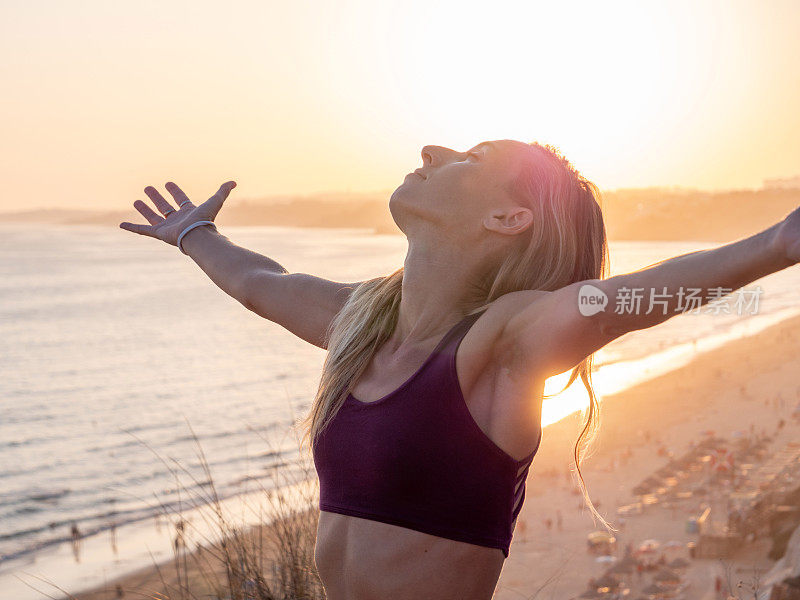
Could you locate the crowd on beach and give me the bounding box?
[551,395,800,599]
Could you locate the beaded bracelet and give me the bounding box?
[177,221,217,255]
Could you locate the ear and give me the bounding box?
[483,206,533,236]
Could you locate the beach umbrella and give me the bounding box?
[588,531,615,543]
[710,448,734,472]
[595,555,617,563]
[642,494,660,506]
[638,539,661,551]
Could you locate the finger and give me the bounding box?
[165,181,194,209]
[119,221,156,237]
[133,199,165,225]
[144,185,179,216]
[206,181,237,212]
[211,180,237,200]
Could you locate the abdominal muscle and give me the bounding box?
[315,510,505,600]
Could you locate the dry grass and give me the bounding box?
[139,423,327,600]
[22,421,326,600]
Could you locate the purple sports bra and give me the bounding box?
[312,308,542,558]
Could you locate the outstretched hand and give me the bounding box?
[119,180,237,247]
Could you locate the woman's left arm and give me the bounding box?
[500,205,800,379]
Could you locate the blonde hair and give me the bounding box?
[299,141,613,531]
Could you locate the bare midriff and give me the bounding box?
[315,511,505,600]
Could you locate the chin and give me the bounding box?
[388,189,407,233]
[389,185,423,234]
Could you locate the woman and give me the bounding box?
[120,139,799,599]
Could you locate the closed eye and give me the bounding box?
[466,152,480,161]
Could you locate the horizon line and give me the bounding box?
[1,181,798,217]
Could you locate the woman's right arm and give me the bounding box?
[181,226,360,350]
[120,181,361,350]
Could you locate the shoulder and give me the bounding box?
[489,289,552,315]
[477,287,578,378]
[469,290,550,343]
[485,282,616,380]
[460,290,552,378]
[479,290,553,352]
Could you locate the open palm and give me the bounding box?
[119,180,237,247]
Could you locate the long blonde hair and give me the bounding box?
[299,141,613,531]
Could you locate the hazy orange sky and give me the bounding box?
[2,0,799,212]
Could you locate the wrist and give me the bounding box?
[179,222,220,255]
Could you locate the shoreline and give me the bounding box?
[497,310,800,598]
[6,312,800,599]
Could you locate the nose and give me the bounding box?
[421,145,454,167]
[421,145,437,166]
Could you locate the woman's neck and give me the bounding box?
[394,241,487,347]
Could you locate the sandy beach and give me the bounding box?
[56,312,800,600]
[496,312,800,599]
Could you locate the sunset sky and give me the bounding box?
[2,0,799,212]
